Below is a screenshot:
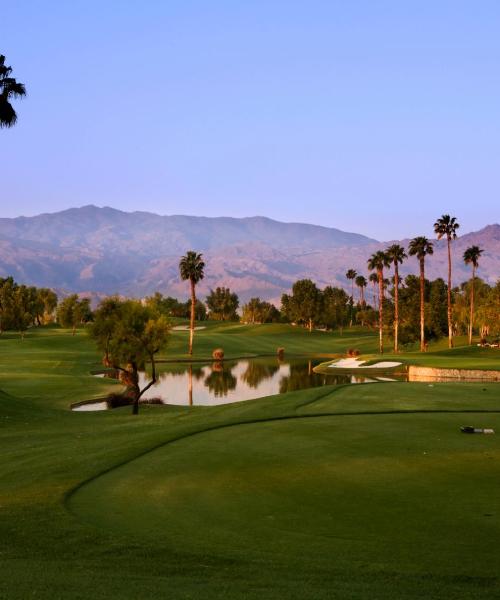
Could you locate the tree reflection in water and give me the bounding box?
[241,359,280,388]
[204,363,238,397]
[279,360,351,393]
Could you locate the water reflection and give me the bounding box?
[79,358,395,410]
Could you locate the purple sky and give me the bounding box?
[2,1,499,239]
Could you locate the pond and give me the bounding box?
[72,357,399,411]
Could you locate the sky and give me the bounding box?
[2,1,500,240]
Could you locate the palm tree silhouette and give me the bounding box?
[408,237,434,352]
[463,245,483,345]
[369,272,378,309]
[367,252,390,353]
[434,215,460,348]
[386,244,407,353]
[0,55,26,128]
[345,269,357,327]
[355,275,367,306]
[179,251,205,355]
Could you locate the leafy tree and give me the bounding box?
[476,280,500,339]
[463,245,483,344]
[367,251,390,353]
[179,251,205,355]
[11,285,32,339]
[206,287,239,321]
[386,244,407,352]
[242,298,280,324]
[322,286,349,332]
[0,55,26,128]
[281,279,322,332]
[428,278,448,339]
[56,295,92,335]
[408,236,434,351]
[434,214,460,347]
[37,288,58,323]
[90,299,170,414]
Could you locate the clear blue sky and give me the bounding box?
[2,1,499,240]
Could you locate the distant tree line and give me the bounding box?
[0,277,57,337]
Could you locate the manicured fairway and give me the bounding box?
[1,325,500,599]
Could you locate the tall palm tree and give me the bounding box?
[385,244,407,353]
[434,214,460,348]
[369,272,378,309]
[179,251,205,355]
[345,269,357,327]
[408,237,434,352]
[463,245,483,345]
[367,251,390,354]
[355,275,367,306]
[0,55,26,128]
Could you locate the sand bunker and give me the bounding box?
[328,358,401,369]
[171,325,207,331]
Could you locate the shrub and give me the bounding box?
[212,348,224,360]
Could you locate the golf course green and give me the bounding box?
[1,323,500,599]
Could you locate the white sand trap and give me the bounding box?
[329,358,401,369]
[72,401,108,411]
[172,325,207,331]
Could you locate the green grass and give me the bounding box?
[1,324,500,599]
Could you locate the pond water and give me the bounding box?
[73,357,399,410]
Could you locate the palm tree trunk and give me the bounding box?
[378,268,384,354]
[394,264,399,353]
[419,257,425,352]
[189,280,196,355]
[350,281,354,327]
[447,237,453,348]
[469,265,475,345]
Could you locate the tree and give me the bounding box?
[408,237,434,351]
[322,286,349,332]
[345,269,357,326]
[369,272,378,309]
[0,55,26,128]
[242,298,280,324]
[90,300,170,414]
[282,279,322,332]
[179,251,205,355]
[206,287,239,321]
[355,275,367,306]
[367,252,390,353]
[56,295,92,335]
[385,244,407,353]
[463,245,483,345]
[434,214,460,348]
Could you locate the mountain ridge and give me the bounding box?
[0,206,498,303]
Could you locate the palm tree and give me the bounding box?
[0,55,26,128]
[345,269,357,327]
[355,275,367,306]
[408,237,434,352]
[463,245,483,345]
[385,244,407,353]
[367,251,390,353]
[369,272,378,309]
[179,251,205,355]
[434,215,460,348]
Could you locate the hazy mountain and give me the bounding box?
[0,205,498,303]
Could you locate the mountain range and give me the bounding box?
[0,205,498,303]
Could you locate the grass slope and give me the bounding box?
[1,324,500,599]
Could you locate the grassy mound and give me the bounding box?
[1,324,500,599]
